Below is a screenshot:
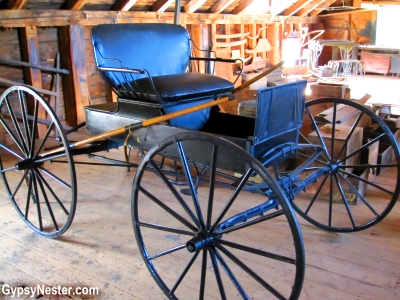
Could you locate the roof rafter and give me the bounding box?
[185,0,207,13]
[209,0,235,14]
[111,0,138,11]
[62,0,87,10]
[308,0,337,16]
[150,0,175,12]
[284,0,311,16]
[6,0,28,9]
[297,0,325,17]
[232,0,257,14]
[269,0,298,15]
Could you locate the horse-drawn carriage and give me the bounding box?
[0,23,399,299]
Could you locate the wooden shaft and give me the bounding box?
[232,60,285,94]
[40,96,231,157]
[142,96,230,127]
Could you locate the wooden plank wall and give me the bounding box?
[0,27,66,122]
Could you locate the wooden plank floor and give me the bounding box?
[1,74,400,299]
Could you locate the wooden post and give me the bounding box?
[267,23,281,65]
[58,24,89,126]
[190,24,210,73]
[19,26,42,90]
[19,25,47,137]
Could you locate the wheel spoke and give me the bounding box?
[209,248,227,300]
[24,172,33,219]
[38,166,72,189]
[199,249,207,300]
[209,168,253,233]
[305,174,329,215]
[11,170,29,199]
[339,168,394,195]
[330,103,337,157]
[334,111,363,161]
[148,159,200,228]
[0,117,27,156]
[216,244,286,300]
[177,141,205,229]
[0,144,24,161]
[306,106,331,160]
[333,173,356,228]
[35,169,59,231]
[212,247,249,299]
[31,172,43,231]
[18,89,32,151]
[137,186,197,231]
[336,171,379,216]
[206,145,218,229]
[169,251,200,296]
[218,239,296,264]
[33,122,55,159]
[136,221,195,236]
[34,168,69,215]
[4,96,29,155]
[147,244,186,260]
[338,133,382,165]
[29,98,39,159]
[328,174,333,228]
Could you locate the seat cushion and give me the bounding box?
[126,73,234,105]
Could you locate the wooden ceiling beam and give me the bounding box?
[209,0,235,14]
[150,0,175,12]
[362,0,400,4]
[269,0,298,15]
[297,0,325,16]
[232,0,257,14]
[316,8,371,17]
[62,0,87,10]
[0,10,317,27]
[308,0,337,16]
[284,0,311,16]
[111,0,138,11]
[184,0,207,13]
[6,0,27,9]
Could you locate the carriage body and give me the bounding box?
[84,80,307,174]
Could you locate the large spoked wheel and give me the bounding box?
[286,97,400,232]
[0,86,77,238]
[132,132,305,300]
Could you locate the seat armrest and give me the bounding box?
[98,66,146,75]
[189,57,243,84]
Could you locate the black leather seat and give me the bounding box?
[91,23,234,130]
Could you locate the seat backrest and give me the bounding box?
[252,80,307,159]
[92,23,191,77]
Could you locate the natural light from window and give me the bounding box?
[375,6,400,47]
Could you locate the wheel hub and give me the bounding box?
[15,159,42,171]
[186,232,215,253]
[328,161,340,173]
